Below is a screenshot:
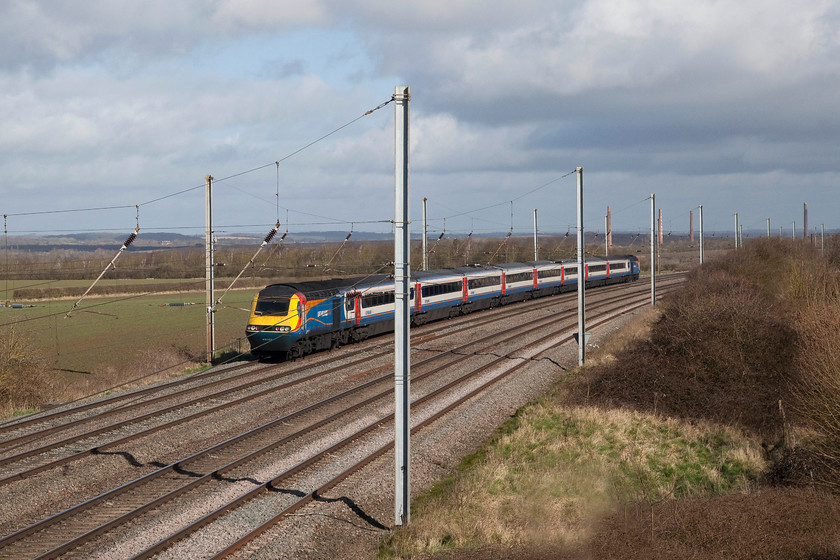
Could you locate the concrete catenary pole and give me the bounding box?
[604,214,609,257]
[607,205,613,250]
[804,203,808,240]
[767,218,771,238]
[205,174,215,363]
[651,194,656,305]
[533,208,539,261]
[699,204,704,264]
[793,221,796,239]
[734,212,739,249]
[576,167,586,366]
[422,197,428,271]
[690,210,694,243]
[393,85,411,526]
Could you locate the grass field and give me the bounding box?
[1,285,256,378]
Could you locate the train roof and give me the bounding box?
[260,274,392,299]
[257,254,640,299]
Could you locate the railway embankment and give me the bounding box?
[381,238,840,560]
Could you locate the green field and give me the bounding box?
[1,285,257,375]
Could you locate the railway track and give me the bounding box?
[0,276,682,559]
[0,278,674,486]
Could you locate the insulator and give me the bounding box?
[123,232,137,247]
[345,232,352,241]
[279,231,287,241]
[264,228,278,243]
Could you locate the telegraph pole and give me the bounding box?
[393,85,411,527]
[604,214,609,257]
[650,194,656,305]
[699,204,704,264]
[576,167,585,366]
[422,197,428,271]
[205,174,215,363]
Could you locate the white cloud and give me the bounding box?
[1,0,839,234]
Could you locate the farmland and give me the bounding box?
[0,231,769,416]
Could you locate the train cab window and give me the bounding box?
[254,297,290,316]
[345,297,355,313]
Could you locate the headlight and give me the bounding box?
[247,325,291,332]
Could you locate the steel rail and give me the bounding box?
[0,283,679,558]
[0,278,664,485]
[148,289,674,559]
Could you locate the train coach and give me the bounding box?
[246,255,640,360]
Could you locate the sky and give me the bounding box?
[1,0,838,240]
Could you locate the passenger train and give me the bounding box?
[246,256,640,360]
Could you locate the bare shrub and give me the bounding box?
[790,304,840,488]
[575,257,796,442]
[0,325,53,415]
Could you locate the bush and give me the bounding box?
[789,291,840,488]
[579,244,798,442]
[0,325,53,414]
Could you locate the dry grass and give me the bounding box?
[380,238,840,559]
[381,406,765,558]
[0,330,204,417]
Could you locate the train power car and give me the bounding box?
[246,255,640,360]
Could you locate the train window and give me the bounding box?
[588,264,607,273]
[421,281,461,298]
[255,297,290,316]
[506,272,533,283]
[566,267,577,275]
[345,297,355,313]
[362,291,395,308]
[611,262,627,270]
[537,269,563,279]
[468,276,501,289]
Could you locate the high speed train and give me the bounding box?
[246,256,640,360]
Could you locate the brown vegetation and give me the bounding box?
[384,237,840,560]
[0,325,55,416]
[0,327,203,417]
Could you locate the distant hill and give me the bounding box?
[3,229,752,254]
